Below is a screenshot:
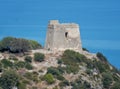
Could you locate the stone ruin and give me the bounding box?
[45,20,82,51]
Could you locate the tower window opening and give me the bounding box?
[65,32,68,38]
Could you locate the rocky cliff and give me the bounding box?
[0,49,120,89]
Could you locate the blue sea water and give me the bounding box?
[0,0,120,69]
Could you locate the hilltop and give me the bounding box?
[0,37,120,89]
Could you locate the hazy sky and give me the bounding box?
[0,0,120,68]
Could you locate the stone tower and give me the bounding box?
[45,20,82,51]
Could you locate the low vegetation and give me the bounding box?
[24,56,32,63]
[82,47,89,52]
[34,53,45,62]
[43,73,55,84]
[0,37,42,53]
[111,82,120,89]
[0,69,19,89]
[47,67,65,81]
[70,78,91,89]
[0,39,120,89]
[102,72,113,88]
[58,50,120,89]
[1,59,13,68]
[60,50,90,74]
[97,52,108,62]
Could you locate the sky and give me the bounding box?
[0,0,120,68]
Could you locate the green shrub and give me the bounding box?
[47,67,61,76]
[10,57,18,61]
[85,59,94,69]
[59,80,69,87]
[112,73,120,82]
[39,69,44,73]
[86,69,92,75]
[18,82,26,89]
[92,60,109,73]
[25,62,33,70]
[66,65,79,74]
[29,40,42,49]
[112,66,120,74]
[82,48,89,52]
[57,66,65,74]
[43,73,55,84]
[71,78,91,89]
[24,72,33,80]
[0,69,19,89]
[21,79,30,85]
[0,37,14,51]
[111,82,120,89]
[34,53,45,62]
[1,59,13,68]
[57,59,62,64]
[47,67,65,81]
[84,81,91,88]
[0,37,42,53]
[72,84,84,89]
[96,52,108,62]
[9,55,18,61]
[32,86,38,89]
[61,50,88,74]
[102,72,113,88]
[24,72,39,82]
[15,61,26,68]
[0,62,3,72]
[15,61,33,70]
[53,86,59,89]
[24,56,32,63]
[56,75,65,81]
[0,41,3,51]
[0,37,31,53]
[71,78,84,89]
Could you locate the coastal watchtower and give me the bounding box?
[45,20,82,51]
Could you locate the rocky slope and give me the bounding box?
[0,49,120,89]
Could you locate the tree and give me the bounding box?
[0,69,19,89]
[9,38,31,53]
[34,53,45,62]
[0,37,31,53]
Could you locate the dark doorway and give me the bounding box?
[65,32,68,38]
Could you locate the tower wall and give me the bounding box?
[45,20,82,51]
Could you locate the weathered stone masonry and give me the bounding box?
[45,20,82,51]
